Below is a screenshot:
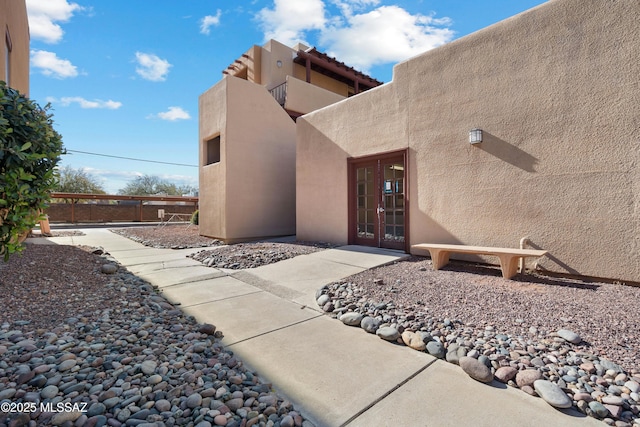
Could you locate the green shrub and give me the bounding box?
[1,81,65,260]
[191,209,199,225]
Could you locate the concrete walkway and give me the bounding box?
[34,228,602,427]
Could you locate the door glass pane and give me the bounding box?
[395,179,403,194]
[366,196,374,209]
[356,166,375,240]
[385,212,393,225]
[384,165,394,180]
[396,211,404,225]
[385,195,394,209]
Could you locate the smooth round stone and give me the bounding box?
[625,381,640,393]
[141,360,157,375]
[495,366,517,383]
[426,341,445,359]
[360,317,380,334]
[340,312,363,327]
[557,329,581,344]
[602,395,625,406]
[101,264,118,274]
[87,402,107,417]
[445,344,461,365]
[316,295,330,307]
[459,356,493,383]
[0,388,16,400]
[225,398,244,411]
[213,415,227,426]
[58,359,77,372]
[51,410,83,425]
[187,392,203,408]
[516,369,543,388]
[280,415,295,427]
[572,392,593,402]
[41,385,59,399]
[155,399,171,412]
[376,327,400,342]
[401,331,426,351]
[588,401,610,418]
[147,374,162,385]
[533,380,572,408]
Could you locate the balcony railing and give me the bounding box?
[269,82,287,106]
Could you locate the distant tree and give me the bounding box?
[54,166,106,195]
[118,174,196,196]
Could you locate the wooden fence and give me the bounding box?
[46,193,199,223]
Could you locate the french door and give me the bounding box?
[349,150,407,251]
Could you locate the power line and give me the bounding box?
[66,149,198,168]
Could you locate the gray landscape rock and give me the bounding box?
[426,341,445,359]
[340,312,364,326]
[376,326,400,341]
[316,294,330,307]
[557,329,581,344]
[533,380,572,408]
[459,356,493,383]
[100,263,118,274]
[360,316,380,333]
[588,401,610,418]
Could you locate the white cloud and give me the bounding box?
[321,6,454,72]
[200,10,222,35]
[134,52,172,82]
[155,107,191,121]
[30,50,78,78]
[255,1,453,74]
[49,96,122,109]
[257,0,326,47]
[26,0,83,44]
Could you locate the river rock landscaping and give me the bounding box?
[316,257,640,426]
[0,243,312,427]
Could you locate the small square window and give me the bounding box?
[205,135,220,165]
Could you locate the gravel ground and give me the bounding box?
[111,225,222,249]
[0,239,312,427]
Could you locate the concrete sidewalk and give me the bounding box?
[34,228,601,427]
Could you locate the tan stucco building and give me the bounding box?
[199,40,381,242]
[297,0,640,282]
[0,0,29,94]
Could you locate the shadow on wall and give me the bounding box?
[409,209,462,248]
[478,132,539,173]
[524,238,581,276]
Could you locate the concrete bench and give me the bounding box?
[411,243,548,280]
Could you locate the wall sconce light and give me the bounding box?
[469,128,483,144]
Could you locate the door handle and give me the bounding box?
[377,207,385,214]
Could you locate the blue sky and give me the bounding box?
[26,0,546,194]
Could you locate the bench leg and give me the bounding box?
[498,255,521,280]
[429,250,450,270]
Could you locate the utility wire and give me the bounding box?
[66,149,198,168]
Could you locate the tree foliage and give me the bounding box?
[1,81,65,260]
[118,174,196,196]
[54,165,106,201]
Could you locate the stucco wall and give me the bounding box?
[199,80,229,239]
[0,0,29,94]
[199,76,296,242]
[285,76,345,115]
[297,0,640,282]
